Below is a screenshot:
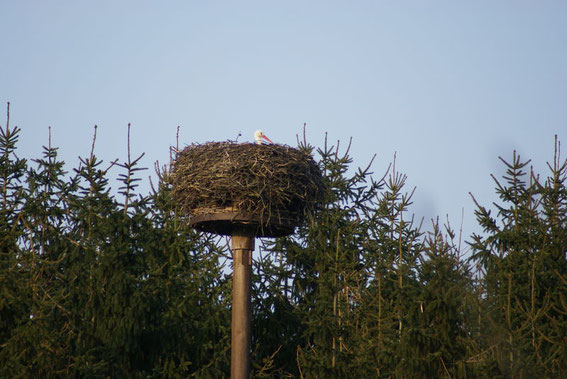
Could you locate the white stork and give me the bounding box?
[254,130,273,145]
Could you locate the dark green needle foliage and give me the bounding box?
[2,102,566,378]
[0,104,29,369]
[409,221,477,377]
[0,107,230,378]
[469,139,567,378]
[254,136,427,377]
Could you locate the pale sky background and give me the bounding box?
[1,1,566,249]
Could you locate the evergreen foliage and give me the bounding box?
[0,108,230,377]
[469,141,567,377]
[1,104,565,377]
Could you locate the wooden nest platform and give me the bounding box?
[171,142,326,237]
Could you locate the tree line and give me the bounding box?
[1,107,566,377]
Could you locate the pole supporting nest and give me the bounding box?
[171,141,326,377]
[231,230,255,379]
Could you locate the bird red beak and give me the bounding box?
[262,134,273,144]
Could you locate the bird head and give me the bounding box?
[254,130,273,145]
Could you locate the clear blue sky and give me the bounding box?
[2,1,566,246]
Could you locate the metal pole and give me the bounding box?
[231,231,254,379]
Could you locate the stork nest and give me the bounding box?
[171,142,326,236]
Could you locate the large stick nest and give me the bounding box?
[171,142,326,236]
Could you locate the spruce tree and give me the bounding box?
[256,136,424,377]
[9,103,560,377]
[0,103,31,375]
[470,141,567,377]
[408,220,477,377]
[0,111,231,377]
